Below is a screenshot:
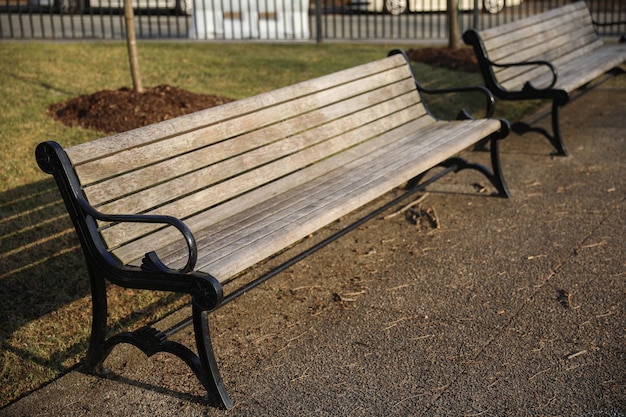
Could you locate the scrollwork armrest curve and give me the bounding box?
[490,59,558,91]
[76,197,197,274]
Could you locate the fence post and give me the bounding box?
[472,0,479,29]
[315,0,322,43]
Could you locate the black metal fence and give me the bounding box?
[1,0,624,40]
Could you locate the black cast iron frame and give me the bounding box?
[35,55,511,409]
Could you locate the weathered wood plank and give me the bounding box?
[109,110,442,265]
[480,2,587,44]
[495,32,602,89]
[104,99,431,252]
[75,64,414,186]
[500,41,624,91]
[66,54,409,167]
[482,7,592,55]
[490,23,596,70]
[196,120,501,281]
[116,119,500,280]
[197,121,494,261]
[83,77,420,206]
[552,45,626,92]
[97,87,423,221]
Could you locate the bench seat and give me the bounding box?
[137,118,501,281]
[37,50,510,409]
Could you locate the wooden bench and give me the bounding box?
[36,50,511,409]
[463,2,626,156]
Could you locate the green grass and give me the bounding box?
[0,41,536,407]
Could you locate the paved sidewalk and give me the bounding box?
[3,81,625,417]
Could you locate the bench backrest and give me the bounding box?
[61,53,431,266]
[472,2,602,90]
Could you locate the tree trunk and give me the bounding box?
[124,0,144,93]
[447,0,460,49]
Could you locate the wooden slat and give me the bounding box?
[120,118,500,280]
[83,76,419,207]
[495,32,602,90]
[110,108,440,266]
[81,69,413,190]
[500,41,625,92]
[104,96,429,253]
[482,6,596,84]
[195,120,501,281]
[480,2,587,43]
[97,86,422,225]
[148,120,454,270]
[482,7,592,56]
[75,65,413,187]
[196,121,493,261]
[552,45,626,92]
[66,54,409,168]
[490,22,596,70]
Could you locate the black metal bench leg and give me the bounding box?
[548,100,568,156]
[405,172,428,190]
[437,155,510,198]
[99,307,234,409]
[406,134,510,198]
[80,266,232,409]
[82,266,110,375]
[488,135,511,198]
[193,305,234,409]
[511,100,568,157]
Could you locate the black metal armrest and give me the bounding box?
[591,21,626,43]
[387,49,496,119]
[76,197,198,274]
[415,83,496,119]
[592,19,626,27]
[489,58,558,91]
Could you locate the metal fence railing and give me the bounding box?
[1,0,625,40]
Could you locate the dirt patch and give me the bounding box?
[406,46,479,73]
[46,47,477,135]
[47,84,233,134]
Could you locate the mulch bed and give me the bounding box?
[47,47,478,135]
[47,84,233,134]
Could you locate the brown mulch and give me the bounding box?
[47,84,234,135]
[406,46,479,73]
[47,47,477,135]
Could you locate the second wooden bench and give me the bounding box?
[463,2,626,156]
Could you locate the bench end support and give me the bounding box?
[511,99,568,157]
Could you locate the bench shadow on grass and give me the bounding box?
[0,179,86,332]
[0,178,186,405]
[0,179,86,396]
